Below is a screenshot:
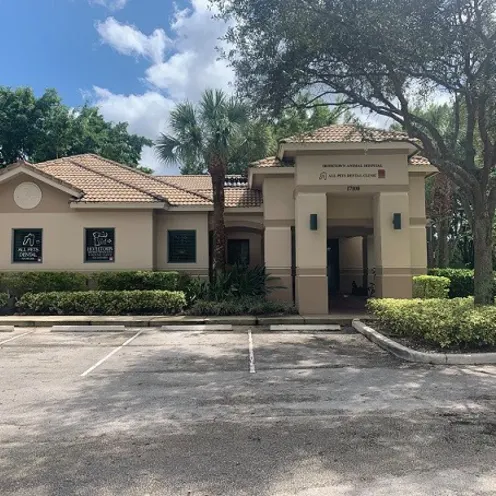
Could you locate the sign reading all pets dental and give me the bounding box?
[13,229,43,263]
[85,228,115,262]
[319,163,387,181]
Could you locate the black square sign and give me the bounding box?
[13,229,43,263]
[85,228,115,262]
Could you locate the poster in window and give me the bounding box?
[13,229,43,263]
[85,228,115,262]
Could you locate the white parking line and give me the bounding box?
[0,330,35,346]
[248,330,256,374]
[81,329,144,377]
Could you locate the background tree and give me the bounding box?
[155,89,272,273]
[0,87,151,168]
[214,0,496,304]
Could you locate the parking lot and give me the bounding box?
[1,327,496,496]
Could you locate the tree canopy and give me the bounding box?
[213,0,496,304]
[0,87,151,168]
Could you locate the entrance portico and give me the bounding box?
[250,125,437,315]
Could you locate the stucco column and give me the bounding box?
[409,174,428,275]
[295,192,328,314]
[373,192,412,298]
[264,226,293,302]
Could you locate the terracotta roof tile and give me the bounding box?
[30,154,262,207]
[281,124,412,144]
[250,156,282,168]
[409,155,432,166]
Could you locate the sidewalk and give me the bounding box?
[0,313,371,328]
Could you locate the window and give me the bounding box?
[12,229,43,263]
[85,228,115,262]
[168,230,196,263]
[228,239,250,266]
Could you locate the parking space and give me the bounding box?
[1,327,496,495]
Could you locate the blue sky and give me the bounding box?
[0,0,233,172]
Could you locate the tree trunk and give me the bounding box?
[472,209,494,305]
[209,160,226,276]
[437,217,450,268]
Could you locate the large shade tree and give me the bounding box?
[213,0,496,304]
[0,87,151,168]
[155,89,270,273]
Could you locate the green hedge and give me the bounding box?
[94,271,180,291]
[17,290,186,315]
[367,297,496,348]
[0,272,89,297]
[187,297,297,316]
[428,268,475,298]
[0,293,9,307]
[413,275,450,299]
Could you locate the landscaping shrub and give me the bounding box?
[94,271,180,291]
[428,268,475,298]
[0,293,9,308]
[412,275,450,299]
[187,297,297,316]
[17,290,186,315]
[185,265,280,304]
[0,272,88,297]
[367,297,496,348]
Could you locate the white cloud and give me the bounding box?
[90,0,128,11]
[92,1,234,173]
[92,87,176,173]
[144,0,233,99]
[96,17,169,63]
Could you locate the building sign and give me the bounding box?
[319,164,386,181]
[13,229,43,263]
[85,228,115,262]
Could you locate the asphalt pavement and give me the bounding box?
[1,327,495,495]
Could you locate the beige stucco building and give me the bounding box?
[0,125,436,314]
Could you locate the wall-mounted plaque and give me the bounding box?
[85,228,115,262]
[13,229,43,263]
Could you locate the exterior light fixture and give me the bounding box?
[393,213,402,230]
[310,214,318,231]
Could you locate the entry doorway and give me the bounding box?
[327,239,340,296]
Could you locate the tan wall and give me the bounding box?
[295,152,409,187]
[1,210,154,271]
[0,174,73,214]
[155,211,209,275]
[409,174,428,273]
[263,177,295,222]
[339,237,364,293]
[226,230,263,268]
[0,174,155,270]
[264,226,293,303]
[373,192,412,298]
[327,196,373,221]
[295,192,328,314]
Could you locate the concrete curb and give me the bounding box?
[352,319,496,365]
[0,326,15,333]
[0,314,365,328]
[160,324,233,332]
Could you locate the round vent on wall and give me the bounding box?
[13,182,43,210]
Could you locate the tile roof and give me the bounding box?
[280,124,412,144]
[27,154,262,208]
[157,175,262,207]
[409,155,432,166]
[250,156,283,168]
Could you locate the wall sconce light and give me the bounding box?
[310,214,318,231]
[393,213,402,230]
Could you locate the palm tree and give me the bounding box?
[155,89,268,274]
